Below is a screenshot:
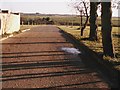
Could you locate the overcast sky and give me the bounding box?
[0,0,119,17]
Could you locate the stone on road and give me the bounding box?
[2,25,110,88]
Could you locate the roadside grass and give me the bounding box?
[58,25,120,70]
[2,25,39,38]
[20,25,40,31]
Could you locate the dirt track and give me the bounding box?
[2,25,110,89]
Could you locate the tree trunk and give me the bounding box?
[89,2,98,41]
[81,16,89,36]
[101,1,115,57]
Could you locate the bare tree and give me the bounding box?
[72,0,90,36]
[81,1,90,36]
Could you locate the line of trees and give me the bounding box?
[72,0,119,57]
[20,17,54,25]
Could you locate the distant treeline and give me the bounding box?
[21,16,54,25]
[20,14,120,27]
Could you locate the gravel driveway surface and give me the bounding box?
[2,25,110,89]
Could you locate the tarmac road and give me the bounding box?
[2,25,110,89]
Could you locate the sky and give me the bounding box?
[0,0,119,17]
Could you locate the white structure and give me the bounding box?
[0,10,20,35]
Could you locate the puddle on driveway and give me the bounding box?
[60,47,81,55]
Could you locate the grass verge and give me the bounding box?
[58,25,120,70]
[20,25,40,31]
[1,25,38,38]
